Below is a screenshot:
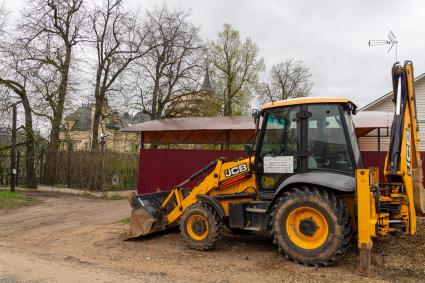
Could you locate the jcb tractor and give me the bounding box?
[128,61,425,272]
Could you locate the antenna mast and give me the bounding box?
[368,31,398,61]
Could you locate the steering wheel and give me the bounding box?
[279,144,293,155]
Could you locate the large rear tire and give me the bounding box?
[271,185,352,266]
[180,202,223,250]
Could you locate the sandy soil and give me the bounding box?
[1,191,425,283]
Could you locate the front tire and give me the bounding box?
[272,185,352,266]
[180,202,223,250]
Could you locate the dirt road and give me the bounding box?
[1,191,424,282]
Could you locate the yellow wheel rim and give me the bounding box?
[286,207,329,250]
[187,214,209,241]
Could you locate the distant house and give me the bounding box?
[167,69,218,117]
[359,72,425,152]
[59,104,147,153]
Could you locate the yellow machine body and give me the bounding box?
[128,61,424,271]
[163,157,257,224]
[128,157,257,239]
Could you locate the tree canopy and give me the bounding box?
[208,24,265,116]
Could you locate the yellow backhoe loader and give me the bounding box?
[128,61,425,273]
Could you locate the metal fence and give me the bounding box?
[0,150,36,186]
[0,149,139,191]
[137,150,425,194]
[42,150,139,191]
[2,149,425,192]
[137,149,247,194]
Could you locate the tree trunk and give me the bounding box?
[224,83,232,116]
[44,46,72,184]
[21,94,37,188]
[91,97,102,151]
[91,70,104,150]
[51,47,71,151]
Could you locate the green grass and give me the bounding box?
[118,217,131,224]
[0,191,38,209]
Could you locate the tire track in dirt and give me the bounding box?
[1,191,425,282]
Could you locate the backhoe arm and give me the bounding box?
[357,61,425,274]
[385,61,425,219]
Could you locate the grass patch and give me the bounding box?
[0,191,38,209]
[107,195,127,200]
[118,217,131,224]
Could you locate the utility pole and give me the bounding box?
[10,102,20,192]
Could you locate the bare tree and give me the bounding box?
[208,24,264,116]
[89,0,152,150]
[18,0,85,182]
[135,6,204,120]
[0,39,38,188]
[260,59,313,103]
[0,0,7,35]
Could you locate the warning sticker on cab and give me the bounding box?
[263,156,294,174]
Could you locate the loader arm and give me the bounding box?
[128,157,257,239]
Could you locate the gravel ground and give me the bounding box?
[0,191,424,282]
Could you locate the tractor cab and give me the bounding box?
[253,98,361,196]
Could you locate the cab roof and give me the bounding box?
[261,97,354,110]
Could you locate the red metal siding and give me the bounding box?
[361,151,425,185]
[138,149,245,194]
[138,150,425,194]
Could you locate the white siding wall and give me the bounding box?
[359,129,390,152]
[359,76,425,151]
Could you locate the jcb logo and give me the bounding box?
[224,164,248,178]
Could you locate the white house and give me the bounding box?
[359,72,425,152]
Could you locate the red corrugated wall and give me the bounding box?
[360,151,425,185]
[138,149,245,194]
[138,150,425,194]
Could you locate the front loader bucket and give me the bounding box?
[127,192,174,239]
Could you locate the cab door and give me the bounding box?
[255,105,300,192]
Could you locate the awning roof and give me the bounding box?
[122,111,393,144]
[122,116,256,144]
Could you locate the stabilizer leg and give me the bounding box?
[356,169,378,276]
[357,243,372,275]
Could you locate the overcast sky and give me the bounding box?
[4,0,425,107]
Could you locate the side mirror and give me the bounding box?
[252,108,260,125]
[244,144,253,155]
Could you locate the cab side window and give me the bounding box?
[307,105,353,172]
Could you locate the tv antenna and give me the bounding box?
[368,31,398,61]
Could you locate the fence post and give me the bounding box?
[16,150,20,186]
[39,146,44,183]
[67,143,72,188]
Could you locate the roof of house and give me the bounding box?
[64,106,92,130]
[64,105,146,131]
[361,72,425,111]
